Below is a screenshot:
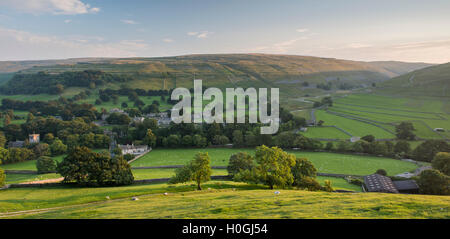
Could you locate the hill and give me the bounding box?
[1,184,449,219]
[377,62,450,98]
[0,54,432,97]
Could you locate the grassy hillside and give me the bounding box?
[378,62,450,98]
[1,183,448,219]
[0,54,432,98]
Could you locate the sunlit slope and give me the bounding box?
[378,62,450,97]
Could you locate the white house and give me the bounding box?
[118,144,149,155]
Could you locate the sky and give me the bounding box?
[0,0,450,63]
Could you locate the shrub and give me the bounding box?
[375,169,387,176]
[36,156,57,174]
[321,180,334,192]
[432,152,450,176]
[227,152,254,177]
[123,154,134,161]
[347,176,363,186]
[296,176,321,191]
[417,169,450,195]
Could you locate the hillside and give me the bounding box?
[2,186,449,219]
[377,62,450,98]
[0,54,432,98]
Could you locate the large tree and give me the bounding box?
[432,152,450,176]
[169,152,212,190]
[413,140,449,162]
[395,122,416,140]
[235,145,296,189]
[417,169,450,195]
[57,146,133,186]
[227,152,255,177]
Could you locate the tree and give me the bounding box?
[144,129,157,147]
[395,122,416,140]
[432,152,450,176]
[235,146,296,189]
[7,148,35,164]
[321,96,333,107]
[227,152,254,177]
[292,158,317,180]
[232,130,244,147]
[0,131,6,148]
[291,157,320,190]
[169,152,212,190]
[3,114,11,126]
[417,169,450,195]
[394,140,411,156]
[375,169,387,176]
[0,147,9,165]
[32,143,51,158]
[57,146,134,186]
[325,142,334,151]
[213,135,229,145]
[167,134,181,147]
[178,135,190,147]
[413,140,450,162]
[361,135,375,143]
[36,156,57,174]
[0,168,5,187]
[26,113,35,123]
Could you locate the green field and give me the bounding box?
[1,182,448,219]
[131,148,417,176]
[308,94,449,140]
[301,126,350,139]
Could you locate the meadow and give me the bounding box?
[130,148,418,176]
[1,183,448,219]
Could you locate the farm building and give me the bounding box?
[393,180,419,194]
[363,174,398,193]
[118,144,149,155]
[29,134,40,144]
[8,141,25,148]
[363,174,419,194]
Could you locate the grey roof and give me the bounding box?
[8,141,25,148]
[393,180,419,191]
[364,174,399,193]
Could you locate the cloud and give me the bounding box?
[121,19,139,25]
[163,38,174,43]
[0,0,100,15]
[296,28,309,33]
[0,27,149,60]
[187,31,213,39]
[64,19,72,23]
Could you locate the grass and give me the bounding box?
[131,168,228,180]
[301,126,350,139]
[4,173,61,184]
[2,184,448,219]
[131,148,418,176]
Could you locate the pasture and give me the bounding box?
[1,184,448,219]
[131,148,418,176]
[308,94,449,140]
